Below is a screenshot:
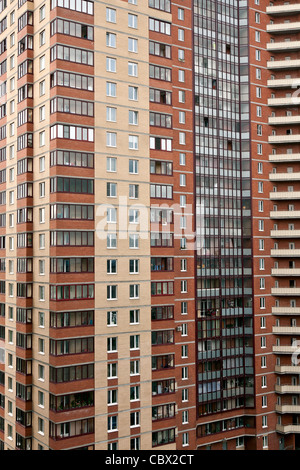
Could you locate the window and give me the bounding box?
[130,335,140,350]
[40,80,45,96]
[107,311,117,327]
[149,0,171,12]
[40,5,46,21]
[130,309,140,324]
[107,182,117,198]
[108,389,117,405]
[129,110,138,125]
[108,415,118,432]
[262,415,267,428]
[128,38,138,53]
[129,284,139,299]
[179,90,185,103]
[150,64,171,82]
[106,132,116,147]
[107,259,117,274]
[106,107,116,122]
[40,106,45,122]
[149,17,171,35]
[106,57,116,73]
[130,411,140,428]
[129,159,138,174]
[106,8,116,23]
[106,32,116,48]
[107,233,117,249]
[107,337,117,353]
[130,360,139,376]
[129,184,139,200]
[128,13,137,28]
[178,8,184,20]
[39,312,45,328]
[107,82,116,97]
[107,363,117,379]
[38,364,45,381]
[128,62,138,77]
[129,135,138,150]
[129,86,138,101]
[38,391,44,408]
[107,285,117,300]
[130,385,140,401]
[40,29,46,47]
[107,157,116,172]
[178,49,185,61]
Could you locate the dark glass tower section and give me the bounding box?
[194,0,255,417]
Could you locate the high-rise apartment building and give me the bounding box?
[0,0,299,451]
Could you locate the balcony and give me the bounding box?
[269,134,300,144]
[268,96,300,106]
[270,172,300,181]
[273,326,300,334]
[275,384,300,393]
[273,344,299,353]
[276,424,300,434]
[267,4,300,15]
[276,404,300,413]
[270,191,300,200]
[272,306,300,315]
[269,116,300,126]
[268,78,300,88]
[267,59,300,70]
[269,154,300,163]
[271,249,300,257]
[275,365,300,373]
[270,211,300,219]
[272,288,300,296]
[267,40,300,52]
[272,268,300,276]
[272,229,300,238]
[267,22,300,34]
